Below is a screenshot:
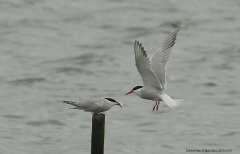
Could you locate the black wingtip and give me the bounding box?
[174,29,180,35]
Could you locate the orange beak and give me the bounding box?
[125,91,133,95]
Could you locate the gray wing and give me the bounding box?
[81,99,103,112]
[134,41,162,91]
[59,99,102,112]
[150,30,179,90]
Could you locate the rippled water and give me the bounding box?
[1,0,240,153]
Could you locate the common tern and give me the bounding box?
[59,97,123,114]
[126,30,183,111]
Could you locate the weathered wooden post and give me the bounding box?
[91,114,105,154]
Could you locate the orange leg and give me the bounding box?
[156,101,161,111]
[152,102,158,111]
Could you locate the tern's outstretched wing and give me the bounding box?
[150,30,179,90]
[134,41,162,91]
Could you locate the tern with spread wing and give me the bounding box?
[126,30,183,111]
[59,97,123,114]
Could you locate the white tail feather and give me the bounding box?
[160,93,183,108]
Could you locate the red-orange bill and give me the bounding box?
[125,91,133,95]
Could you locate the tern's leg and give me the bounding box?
[152,102,158,111]
[156,101,161,111]
[94,112,104,115]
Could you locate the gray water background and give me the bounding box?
[1,0,240,153]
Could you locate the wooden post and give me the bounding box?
[91,114,105,154]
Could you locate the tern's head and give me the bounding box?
[104,98,123,108]
[126,86,143,95]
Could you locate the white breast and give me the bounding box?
[139,88,163,101]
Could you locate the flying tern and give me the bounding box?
[126,30,183,111]
[59,97,123,114]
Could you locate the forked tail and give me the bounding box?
[160,93,183,108]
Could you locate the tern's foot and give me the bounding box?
[94,112,104,115]
[152,106,155,111]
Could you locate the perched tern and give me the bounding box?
[59,97,123,114]
[126,30,183,111]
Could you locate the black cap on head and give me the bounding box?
[132,86,143,91]
[105,98,117,102]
